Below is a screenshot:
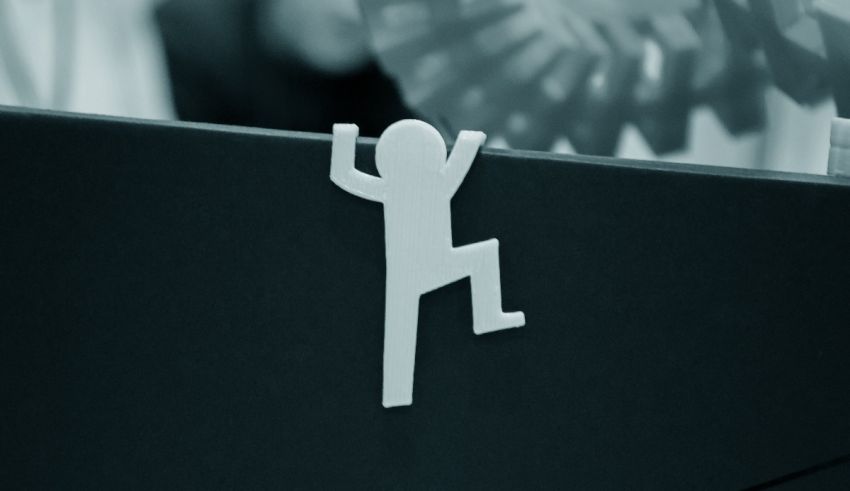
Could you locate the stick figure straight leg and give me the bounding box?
[382,275,420,408]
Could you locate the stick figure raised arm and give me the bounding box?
[444,130,487,198]
[331,124,386,202]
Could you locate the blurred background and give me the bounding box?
[0,0,847,173]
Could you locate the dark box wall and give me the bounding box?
[2,108,849,489]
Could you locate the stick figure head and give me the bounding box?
[375,120,447,180]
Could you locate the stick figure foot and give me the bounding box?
[474,310,526,335]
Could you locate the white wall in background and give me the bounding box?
[760,88,836,175]
[0,0,173,119]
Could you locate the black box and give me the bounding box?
[2,107,849,489]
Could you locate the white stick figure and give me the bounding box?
[331,119,526,408]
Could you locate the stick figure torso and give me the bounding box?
[331,119,525,407]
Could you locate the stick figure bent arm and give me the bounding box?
[444,130,486,198]
[331,124,386,202]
